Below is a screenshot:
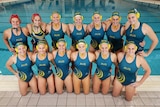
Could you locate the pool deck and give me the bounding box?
[0,0,160,106]
[0,75,160,107]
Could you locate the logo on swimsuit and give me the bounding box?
[129,34,136,37]
[96,68,103,78]
[21,63,28,67]
[54,34,60,37]
[56,67,63,78]
[74,67,82,78]
[100,63,107,66]
[123,67,131,71]
[76,32,83,35]
[80,63,86,66]
[117,71,125,83]
[39,64,46,66]
[38,70,45,77]
[16,38,23,42]
[58,60,65,63]
[91,40,98,48]
[19,71,27,81]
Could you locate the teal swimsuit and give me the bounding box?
[10,28,28,47]
[117,55,138,86]
[73,53,90,79]
[90,25,105,50]
[54,52,70,80]
[106,24,123,52]
[71,25,85,48]
[95,53,113,80]
[35,54,53,78]
[15,54,33,82]
[50,23,65,48]
[126,23,145,52]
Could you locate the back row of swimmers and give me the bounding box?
[3,8,158,57]
[6,39,151,101]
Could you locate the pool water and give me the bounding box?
[0,0,160,75]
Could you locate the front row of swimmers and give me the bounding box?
[6,38,151,101]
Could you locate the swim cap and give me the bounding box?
[37,40,47,45]
[99,39,111,49]
[50,11,61,19]
[112,11,120,17]
[57,38,66,43]
[9,14,21,23]
[73,12,84,20]
[76,39,87,49]
[15,42,26,48]
[32,13,41,22]
[92,11,102,20]
[128,8,140,18]
[125,41,138,51]
[56,38,67,47]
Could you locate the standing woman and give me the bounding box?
[93,39,117,94]
[32,40,55,95]
[52,38,73,94]
[112,42,151,101]
[26,13,48,52]
[87,11,106,53]
[68,12,87,52]
[3,14,29,54]
[105,11,125,54]
[46,11,70,51]
[6,42,38,96]
[71,39,95,94]
[125,8,158,57]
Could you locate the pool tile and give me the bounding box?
[86,97,95,105]
[17,97,30,106]
[0,97,11,105]
[57,98,67,105]
[37,97,57,106]
[95,97,105,106]
[67,98,76,106]
[27,97,39,106]
[141,98,154,105]
[104,97,115,106]
[76,97,86,106]
[8,97,20,106]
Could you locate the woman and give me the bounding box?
[46,11,70,51]
[52,38,73,94]
[93,39,117,94]
[32,40,55,94]
[105,11,125,53]
[87,11,106,53]
[3,14,29,54]
[125,8,158,57]
[71,39,95,94]
[112,42,151,101]
[6,42,38,96]
[26,13,47,52]
[68,12,87,51]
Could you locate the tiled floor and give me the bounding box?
[0,75,160,107]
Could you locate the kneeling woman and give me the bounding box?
[32,40,55,94]
[93,39,117,94]
[71,39,95,94]
[112,42,151,101]
[6,42,38,96]
[52,38,73,94]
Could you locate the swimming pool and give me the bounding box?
[0,0,160,75]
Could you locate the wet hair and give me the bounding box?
[9,14,21,23]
